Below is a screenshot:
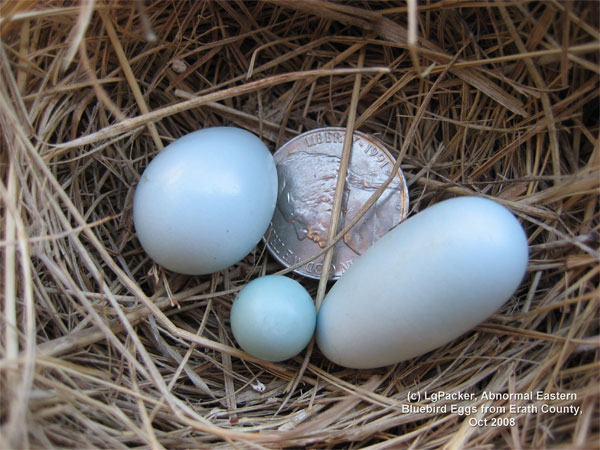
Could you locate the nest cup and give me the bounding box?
[1,1,598,448]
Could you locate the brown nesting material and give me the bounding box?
[0,1,598,448]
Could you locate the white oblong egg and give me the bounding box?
[133,127,278,275]
[316,196,528,369]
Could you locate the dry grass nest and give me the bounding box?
[1,1,599,448]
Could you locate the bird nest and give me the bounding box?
[1,1,598,448]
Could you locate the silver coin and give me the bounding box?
[264,127,409,280]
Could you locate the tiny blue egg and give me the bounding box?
[230,275,316,362]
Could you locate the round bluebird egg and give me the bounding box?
[133,127,278,275]
[230,275,316,362]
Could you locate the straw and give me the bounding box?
[0,1,598,448]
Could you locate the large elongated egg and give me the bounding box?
[316,196,528,369]
[133,127,277,275]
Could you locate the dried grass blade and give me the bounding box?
[100,9,163,150]
[46,67,389,159]
[499,5,560,179]
[371,16,529,117]
[284,376,383,440]
[315,48,366,309]
[60,0,94,73]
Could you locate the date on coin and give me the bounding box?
[264,127,409,280]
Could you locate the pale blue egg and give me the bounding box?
[316,196,529,369]
[133,127,278,275]
[230,275,316,362]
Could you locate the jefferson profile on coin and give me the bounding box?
[276,151,404,255]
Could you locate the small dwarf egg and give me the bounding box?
[316,196,529,369]
[230,275,316,362]
[133,127,278,275]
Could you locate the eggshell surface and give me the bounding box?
[230,275,316,362]
[316,196,528,369]
[133,127,278,275]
